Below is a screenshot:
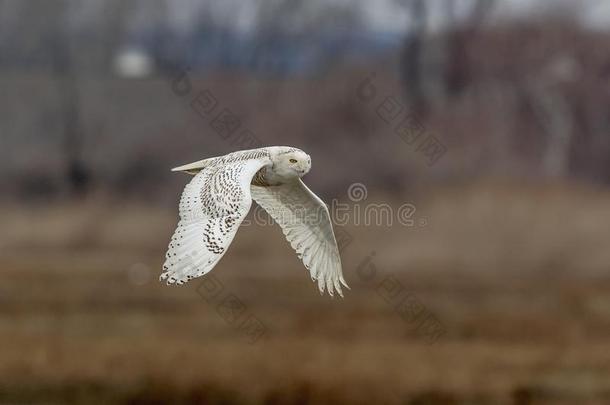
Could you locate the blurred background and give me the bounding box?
[2,0,610,404]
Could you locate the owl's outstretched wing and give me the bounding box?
[251,179,348,297]
[161,157,271,285]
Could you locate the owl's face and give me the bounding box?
[272,149,311,179]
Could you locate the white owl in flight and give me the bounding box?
[161,146,349,297]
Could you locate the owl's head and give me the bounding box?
[270,147,311,179]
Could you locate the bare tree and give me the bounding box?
[54,5,91,195]
[530,84,574,177]
[444,0,495,96]
[251,0,362,72]
[397,0,496,113]
[397,0,428,113]
[21,0,93,196]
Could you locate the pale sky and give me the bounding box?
[48,0,610,34]
[162,0,609,32]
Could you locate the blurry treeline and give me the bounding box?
[2,0,610,203]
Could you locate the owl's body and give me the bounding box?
[161,146,348,297]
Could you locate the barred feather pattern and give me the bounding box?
[162,146,348,297]
[160,157,270,285]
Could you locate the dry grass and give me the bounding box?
[2,181,610,404]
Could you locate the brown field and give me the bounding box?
[2,181,610,404]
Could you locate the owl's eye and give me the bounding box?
[289,159,298,163]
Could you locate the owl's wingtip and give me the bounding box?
[171,159,210,174]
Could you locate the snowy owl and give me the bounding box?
[161,146,349,297]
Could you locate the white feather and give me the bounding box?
[161,156,271,284]
[251,179,348,297]
[161,147,349,297]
